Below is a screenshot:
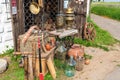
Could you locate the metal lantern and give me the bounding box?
[65,7,75,29]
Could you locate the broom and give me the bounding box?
[38,37,44,80]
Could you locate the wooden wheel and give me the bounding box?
[84,23,96,41]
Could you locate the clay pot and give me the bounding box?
[68,44,84,60]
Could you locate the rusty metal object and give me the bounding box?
[84,23,96,41]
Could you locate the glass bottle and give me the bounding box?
[75,56,84,71]
[65,56,76,77]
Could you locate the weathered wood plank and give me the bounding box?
[24,56,28,80]
[28,55,34,80]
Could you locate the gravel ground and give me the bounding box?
[91,14,120,40]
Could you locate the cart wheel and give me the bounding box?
[84,23,96,41]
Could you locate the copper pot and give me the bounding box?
[29,0,40,14]
[68,44,84,60]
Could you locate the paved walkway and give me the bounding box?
[91,14,120,80]
[91,14,120,40]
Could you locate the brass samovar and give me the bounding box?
[65,7,75,29]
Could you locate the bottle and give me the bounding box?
[75,56,84,71]
[65,56,76,77]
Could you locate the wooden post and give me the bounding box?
[10,0,25,52]
[24,56,28,80]
[28,55,34,80]
[32,42,36,77]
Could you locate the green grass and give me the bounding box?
[0,48,24,80]
[74,17,118,51]
[91,3,120,21]
[92,2,120,5]
[0,62,24,80]
[0,48,66,80]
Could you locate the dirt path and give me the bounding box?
[63,44,120,80]
[91,14,120,40]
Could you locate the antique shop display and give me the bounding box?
[10,0,93,79]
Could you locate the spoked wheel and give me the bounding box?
[84,23,96,41]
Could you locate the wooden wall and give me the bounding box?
[10,0,25,51]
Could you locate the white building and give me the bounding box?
[0,0,13,54]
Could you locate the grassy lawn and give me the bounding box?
[91,2,120,21]
[74,17,118,51]
[0,48,24,80]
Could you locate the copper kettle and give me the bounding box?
[68,44,84,60]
